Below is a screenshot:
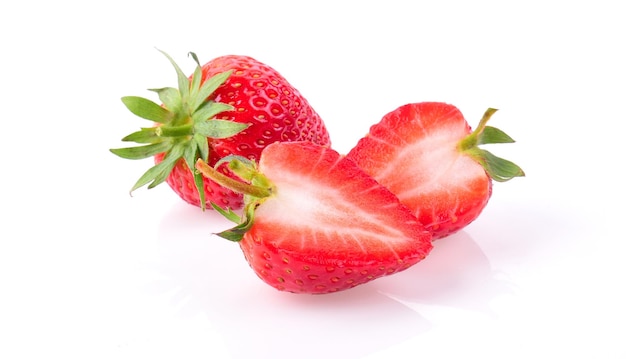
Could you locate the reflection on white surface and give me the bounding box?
[144,204,432,359]
[374,232,514,317]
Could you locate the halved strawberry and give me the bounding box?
[195,141,433,294]
[110,51,330,210]
[346,102,524,239]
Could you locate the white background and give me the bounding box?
[1,0,625,358]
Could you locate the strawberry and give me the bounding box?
[110,51,331,210]
[346,102,524,239]
[195,141,433,294]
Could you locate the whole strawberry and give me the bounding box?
[346,102,524,239]
[111,51,331,210]
[195,141,433,294]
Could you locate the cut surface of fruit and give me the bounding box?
[196,141,433,294]
[347,102,523,239]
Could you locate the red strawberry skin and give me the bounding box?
[156,55,331,209]
[346,103,492,239]
[237,142,433,294]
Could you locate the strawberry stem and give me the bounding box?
[195,159,272,198]
[197,156,272,241]
[457,108,525,182]
[457,108,498,151]
[155,123,194,138]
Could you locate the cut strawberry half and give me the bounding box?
[195,141,433,294]
[346,102,524,239]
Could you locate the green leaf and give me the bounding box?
[194,119,248,139]
[149,87,182,113]
[121,96,173,124]
[189,53,203,100]
[130,158,174,192]
[121,127,161,143]
[210,202,242,223]
[181,144,207,210]
[148,161,176,189]
[110,142,170,160]
[192,70,232,112]
[192,102,234,123]
[183,143,198,172]
[194,133,209,161]
[214,202,257,241]
[480,126,516,145]
[189,52,201,66]
[129,144,184,192]
[192,170,206,210]
[157,49,190,100]
[467,148,525,182]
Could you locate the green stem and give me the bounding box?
[457,108,498,151]
[156,123,194,137]
[195,159,272,198]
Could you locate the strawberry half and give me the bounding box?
[346,102,524,239]
[111,51,330,210]
[195,141,433,294]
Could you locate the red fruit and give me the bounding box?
[111,51,330,209]
[195,141,433,294]
[346,102,524,239]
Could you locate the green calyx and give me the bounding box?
[195,156,274,242]
[110,50,249,210]
[457,108,525,182]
